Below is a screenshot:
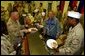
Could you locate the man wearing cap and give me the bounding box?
[52,11,84,55]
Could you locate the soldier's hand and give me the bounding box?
[52,47,59,52]
[56,48,59,52]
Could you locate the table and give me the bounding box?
[28,31,49,55]
[21,25,48,55]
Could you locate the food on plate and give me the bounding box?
[31,28,37,31]
[46,39,58,49]
[28,28,38,33]
[51,42,57,48]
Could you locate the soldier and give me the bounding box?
[1,17,16,55]
[52,11,84,55]
[1,35,16,55]
[7,11,21,45]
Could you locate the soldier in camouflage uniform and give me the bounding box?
[52,11,84,55]
[7,11,21,45]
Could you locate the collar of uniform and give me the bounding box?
[1,36,6,40]
[10,18,19,24]
[1,34,9,40]
[69,23,81,31]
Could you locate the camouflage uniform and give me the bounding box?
[1,35,16,55]
[54,23,84,55]
[7,18,21,45]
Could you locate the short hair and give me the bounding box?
[10,10,19,17]
[49,10,55,15]
[40,3,43,7]
[40,3,43,5]
[10,10,18,14]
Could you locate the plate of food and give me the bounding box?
[20,29,29,33]
[28,28,38,33]
[46,39,58,49]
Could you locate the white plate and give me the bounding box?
[20,29,28,33]
[46,39,58,49]
[28,28,38,33]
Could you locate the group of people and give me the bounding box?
[40,10,84,55]
[1,2,46,55]
[1,1,84,55]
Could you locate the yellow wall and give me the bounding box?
[62,1,70,18]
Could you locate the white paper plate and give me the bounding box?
[20,29,28,33]
[46,39,58,49]
[28,28,38,33]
